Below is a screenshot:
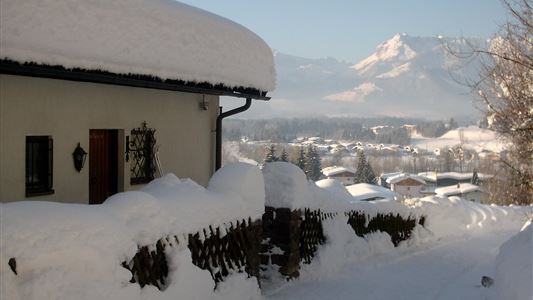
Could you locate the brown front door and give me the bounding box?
[89,130,118,204]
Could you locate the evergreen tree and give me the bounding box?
[471,170,480,185]
[305,145,322,181]
[295,147,306,172]
[264,144,278,163]
[354,150,377,184]
[280,148,289,162]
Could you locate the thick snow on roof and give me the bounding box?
[418,172,492,181]
[434,183,483,196]
[386,173,426,185]
[0,0,276,92]
[322,166,356,177]
[346,183,397,201]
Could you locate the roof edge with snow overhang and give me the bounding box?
[387,174,426,185]
[0,0,275,100]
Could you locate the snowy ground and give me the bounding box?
[266,230,520,300]
[411,126,506,153]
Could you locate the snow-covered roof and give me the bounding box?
[0,0,276,93]
[418,172,493,181]
[322,166,356,177]
[434,183,484,196]
[387,173,426,185]
[346,183,397,201]
[380,172,403,179]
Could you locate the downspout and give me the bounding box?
[215,98,252,170]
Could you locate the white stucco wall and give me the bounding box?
[0,74,220,203]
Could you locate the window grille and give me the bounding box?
[129,122,157,185]
[26,136,54,196]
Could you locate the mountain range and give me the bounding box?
[224,33,489,120]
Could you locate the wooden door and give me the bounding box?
[89,130,118,204]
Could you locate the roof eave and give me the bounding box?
[0,59,270,101]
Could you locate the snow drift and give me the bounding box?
[0,163,264,300]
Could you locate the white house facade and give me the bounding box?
[0,0,275,204]
[387,174,426,199]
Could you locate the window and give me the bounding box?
[26,136,54,196]
[129,122,156,185]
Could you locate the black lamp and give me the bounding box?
[73,143,88,172]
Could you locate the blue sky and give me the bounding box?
[180,0,507,62]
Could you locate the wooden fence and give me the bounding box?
[120,206,424,289]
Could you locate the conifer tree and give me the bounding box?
[264,144,278,163]
[280,148,289,162]
[354,150,377,184]
[471,170,480,185]
[295,147,306,172]
[305,145,322,181]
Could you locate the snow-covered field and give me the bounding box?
[1,163,531,300]
[411,126,506,153]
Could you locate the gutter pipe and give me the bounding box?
[215,98,252,170]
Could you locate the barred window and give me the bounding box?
[129,123,156,185]
[26,136,54,196]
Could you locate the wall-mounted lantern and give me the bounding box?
[199,94,209,111]
[72,143,88,172]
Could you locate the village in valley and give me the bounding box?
[223,122,504,204]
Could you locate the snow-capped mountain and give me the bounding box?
[227,34,489,120]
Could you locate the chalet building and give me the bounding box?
[418,172,492,187]
[346,183,398,201]
[435,183,487,203]
[322,166,357,186]
[0,0,275,204]
[379,172,402,188]
[386,174,426,199]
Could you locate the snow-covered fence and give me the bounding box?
[261,162,425,279]
[122,218,262,290]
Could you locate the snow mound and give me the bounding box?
[490,221,532,300]
[408,196,528,237]
[1,0,275,92]
[263,162,416,220]
[0,164,265,300]
[263,162,312,209]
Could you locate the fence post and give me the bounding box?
[262,206,302,278]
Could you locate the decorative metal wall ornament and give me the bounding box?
[72,143,88,172]
[128,122,157,184]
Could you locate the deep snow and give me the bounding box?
[1,162,530,300]
[266,230,521,300]
[1,0,276,91]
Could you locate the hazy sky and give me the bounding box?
[180,0,508,62]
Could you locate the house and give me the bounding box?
[379,172,402,188]
[322,166,357,185]
[417,172,492,187]
[386,174,426,199]
[0,0,275,204]
[435,183,487,203]
[346,183,398,201]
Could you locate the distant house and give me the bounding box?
[417,172,493,187]
[0,0,275,204]
[379,172,403,188]
[386,174,426,199]
[322,166,357,186]
[346,183,398,201]
[435,183,486,203]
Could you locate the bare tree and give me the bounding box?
[462,0,533,204]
